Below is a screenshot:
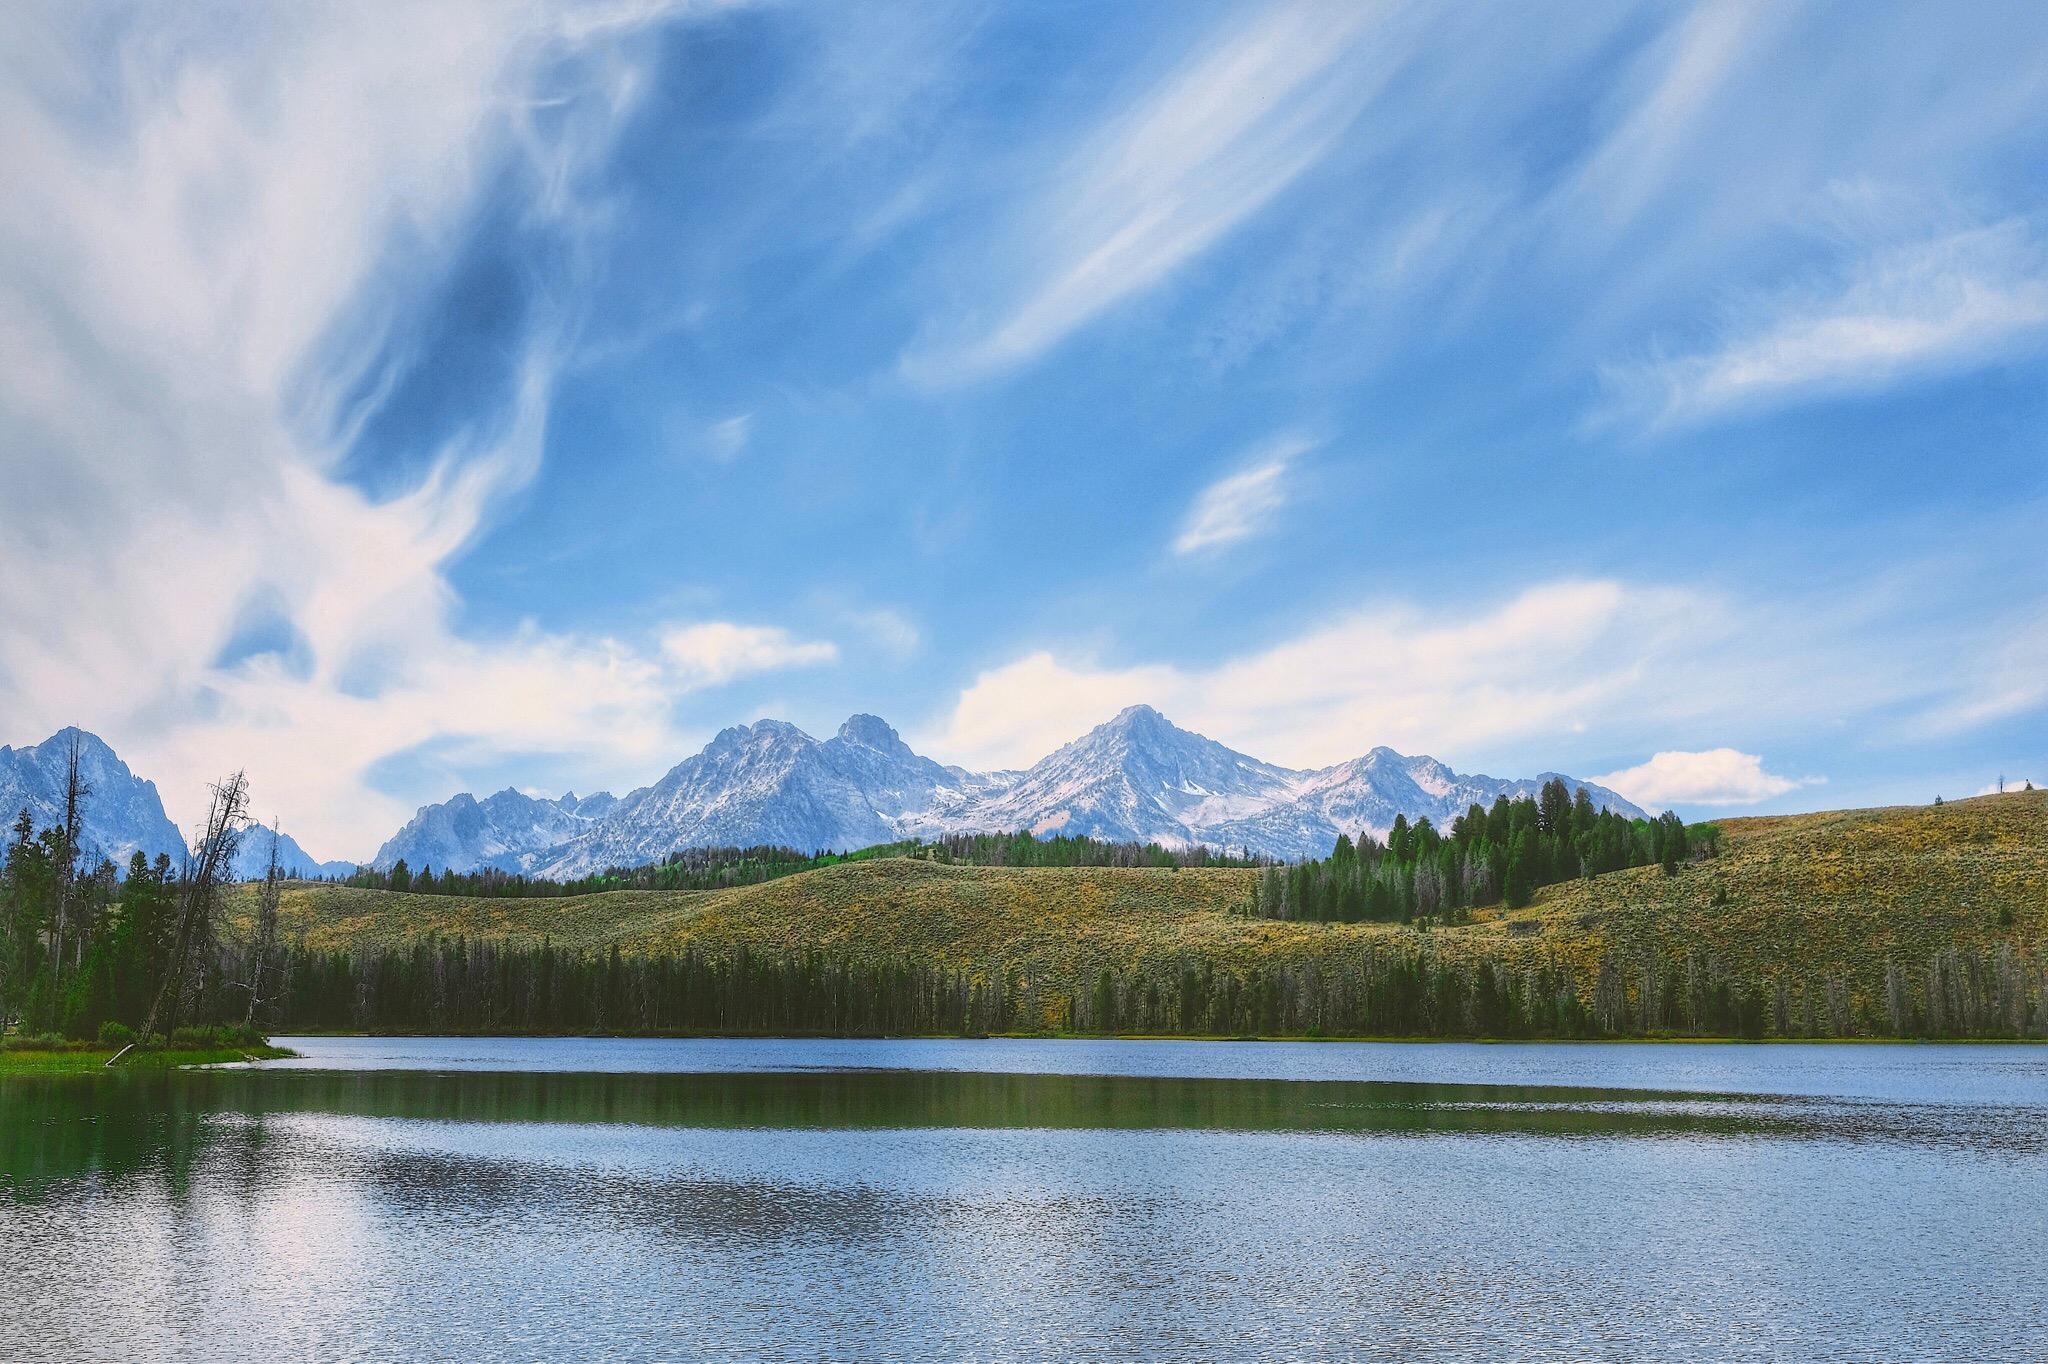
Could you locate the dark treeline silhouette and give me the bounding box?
[257,936,2048,1041]
[349,845,847,898]
[2,760,253,1047]
[1256,780,1716,922]
[343,832,1264,898]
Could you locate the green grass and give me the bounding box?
[0,1043,296,1076]
[236,790,2048,1016]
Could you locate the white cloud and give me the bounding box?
[660,623,838,687]
[0,3,748,858]
[1173,434,1312,555]
[1591,749,1814,808]
[903,1,1394,385]
[706,412,754,461]
[932,652,1181,773]
[923,580,1702,771]
[921,571,2043,780]
[1601,220,2048,428]
[1975,777,2040,797]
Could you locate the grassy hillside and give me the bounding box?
[1461,789,2047,992]
[239,791,2046,1031]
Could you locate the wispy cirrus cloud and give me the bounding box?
[1564,0,1779,233]
[1173,434,1314,556]
[704,412,754,461]
[903,1,1397,386]
[1600,220,2048,429]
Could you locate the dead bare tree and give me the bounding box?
[243,820,283,1028]
[50,731,91,993]
[137,771,248,1047]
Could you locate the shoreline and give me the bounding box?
[259,1029,2042,1046]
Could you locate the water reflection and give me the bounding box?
[4,1047,2045,1362]
[2,1067,1820,1196]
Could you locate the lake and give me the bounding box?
[4,1038,2045,1361]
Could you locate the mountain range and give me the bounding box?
[1,710,1648,880]
[375,705,1648,876]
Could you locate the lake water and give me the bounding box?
[4,1038,2045,1361]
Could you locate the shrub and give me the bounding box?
[98,1021,136,1047]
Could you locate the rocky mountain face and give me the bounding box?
[0,727,188,870]
[371,786,619,873]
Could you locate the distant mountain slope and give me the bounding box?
[372,786,618,873]
[232,825,355,882]
[0,727,187,869]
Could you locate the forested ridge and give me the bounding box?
[344,830,1262,899]
[1256,779,1714,922]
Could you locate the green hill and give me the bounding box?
[238,790,2048,1037]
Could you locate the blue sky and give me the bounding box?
[2,1,2044,858]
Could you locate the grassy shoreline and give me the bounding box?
[0,1042,297,1077]
[263,1028,2039,1045]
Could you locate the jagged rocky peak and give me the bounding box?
[556,790,617,816]
[0,726,188,870]
[1090,704,1185,746]
[836,713,911,753]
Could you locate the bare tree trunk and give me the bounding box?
[244,821,282,1029]
[51,732,91,1003]
[138,771,248,1047]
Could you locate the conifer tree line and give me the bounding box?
[1254,780,1716,922]
[256,937,2048,1040]
[344,832,1263,899]
[1,751,256,1046]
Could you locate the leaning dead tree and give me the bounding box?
[242,820,283,1028]
[137,770,248,1047]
